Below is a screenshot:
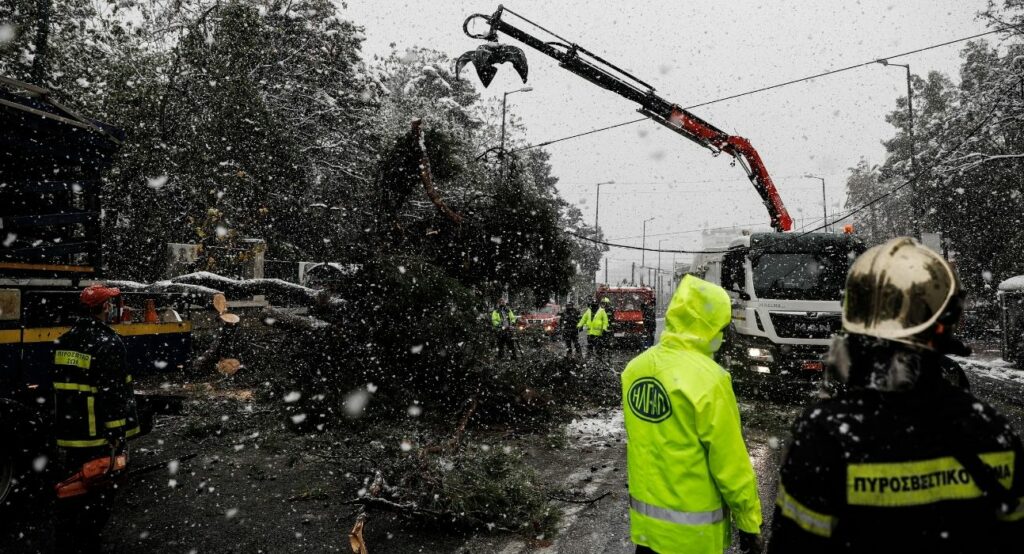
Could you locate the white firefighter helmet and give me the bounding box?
[842,236,962,349]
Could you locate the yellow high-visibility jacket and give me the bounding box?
[579,307,609,337]
[622,275,761,553]
[491,307,516,328]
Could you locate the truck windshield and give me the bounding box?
[602,293,651,311]
[751,251,852,301]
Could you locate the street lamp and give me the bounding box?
[592,180,615,285]
[803,174,828,232]
[657,239,667,303]
[594,180,615,230]
[641,217,655,270]
[499,86,534,183]
[877,59,919,238]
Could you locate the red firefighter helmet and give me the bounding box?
[80,285,121,308]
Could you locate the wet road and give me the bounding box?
[466,338,1024,554]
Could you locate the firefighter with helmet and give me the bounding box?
[768,237,1024,553]
[52,284,139,553]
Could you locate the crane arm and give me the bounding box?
[458,6,793,232]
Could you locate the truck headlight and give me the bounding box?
[747,347,773,361]
[753,365,772,374]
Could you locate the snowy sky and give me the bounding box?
[340,0,994,283]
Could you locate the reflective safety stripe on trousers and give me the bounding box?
[629,495,724,525]
[776,484,836,538]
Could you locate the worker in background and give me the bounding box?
[622,275,763,554]
[52,284,139,553]
[768,237,1024,553]
[592,297,611,358]
[560,301,582,357]
[491,297,518,360]
[578,301,595,357]
[641,301,656,348]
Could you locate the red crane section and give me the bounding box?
[457,6,794,232]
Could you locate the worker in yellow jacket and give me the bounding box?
[578,299,609,358]
[622,275,762,554]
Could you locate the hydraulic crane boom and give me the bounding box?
[457,5,794,232]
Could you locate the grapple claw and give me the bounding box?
[454,43,529,87]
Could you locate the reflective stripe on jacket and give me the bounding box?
[767,363,1024,554]
[622,275,761,553]
[51,317,140,448]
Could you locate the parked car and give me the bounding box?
[516,302,561,337]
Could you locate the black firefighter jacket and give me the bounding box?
[51,317,139,449]
[768,370,1024,553]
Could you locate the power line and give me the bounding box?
[684,24,1024,110]
[557,173,847,186]
[568,76,1012,254]
[511,23,1024,153]
[594,184,829,196]
[511,117,648,153]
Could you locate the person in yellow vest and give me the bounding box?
[577,301,594,356]
[593,297,611,356]
[622,275,762,554]
[578,300,609,358]
[490,298,518,360]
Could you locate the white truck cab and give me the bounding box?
[696,232,866,379]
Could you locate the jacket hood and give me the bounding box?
[660,275,732,355]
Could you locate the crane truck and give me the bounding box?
[455,6,866,380]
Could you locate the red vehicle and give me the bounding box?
[596,286,655,348]
[517,302,561,336]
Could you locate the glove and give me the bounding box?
[738,531,763,554]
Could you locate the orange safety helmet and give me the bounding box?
[80,285,121,308]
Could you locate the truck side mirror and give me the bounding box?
[730,286,751,301]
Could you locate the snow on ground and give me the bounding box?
[566,409,625,442]
[951,354,1023,384]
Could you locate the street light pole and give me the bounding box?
[658,239,666,304]
[594,180,615,230]
[499,87,533,184]
[593,180,615,285]
[877,59,919,238]
[641,217,655,270]
[804,174,827,232]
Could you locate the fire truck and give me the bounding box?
[0,76,196,508]
[596,286,655,349]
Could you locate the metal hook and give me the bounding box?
[463,14,495,40]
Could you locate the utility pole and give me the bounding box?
[593,180,614,285]
[641,217,655,269]
[877,59,919,238]
[631,262,635,286]
[657,239,666,306]
[594,180,615,229]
